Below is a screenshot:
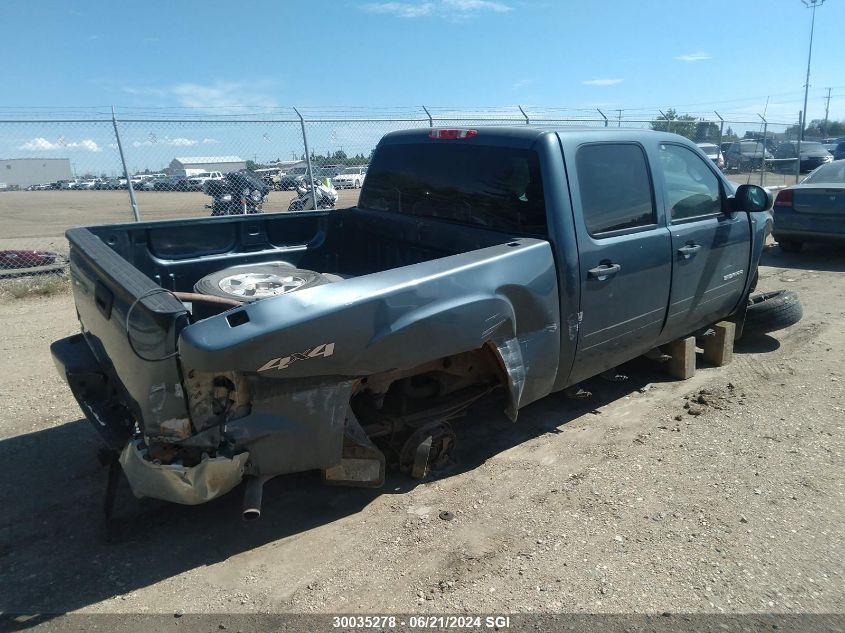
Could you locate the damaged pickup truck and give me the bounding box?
[52,127,785,518]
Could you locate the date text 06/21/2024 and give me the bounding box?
[332,615,511,629]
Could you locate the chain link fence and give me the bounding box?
[0,106,806,279]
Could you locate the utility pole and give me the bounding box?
[800,0,825,140]
[822,87,832,137]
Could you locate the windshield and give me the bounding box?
[359,143,547,235]
[802,162,845,184]
[740,141,765,151]
[798,142,827,153]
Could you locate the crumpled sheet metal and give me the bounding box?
[494,336,526,421]
[119,440,249,505]
[493,324,559,421]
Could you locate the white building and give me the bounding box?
[168,156,246,177]
[0,158,72,187]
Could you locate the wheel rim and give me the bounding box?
[218,272,308,298]
[749,290,784,306]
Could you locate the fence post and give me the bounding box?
[659,109,671,133]
[597,109,609,127]
[796,111,803,184]
[111,106,140,221]
[518,105,530,125]
[714,111,724,153]
[422,105,433,127]
[758,114,768,187]
[293,107,318,212]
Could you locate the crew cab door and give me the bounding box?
[655,142,750,340]
[566,142,672,383]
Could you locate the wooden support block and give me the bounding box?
[701,321,735,367]
[664,336,696,380]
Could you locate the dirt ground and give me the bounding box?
[0,238,842,623]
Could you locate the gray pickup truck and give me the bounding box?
[52,127,785,518]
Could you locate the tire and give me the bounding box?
[778,239,803,253]
[743,290,803,335]
[288,199,304,212]
[354,180,360,188]
[193,263,330,302]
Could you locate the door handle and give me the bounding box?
[677,243,701,259]
[587,262,621,280]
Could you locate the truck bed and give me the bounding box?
[58,208,561,485]
[77,207,517,291]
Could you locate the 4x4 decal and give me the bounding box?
[257,343,336,372]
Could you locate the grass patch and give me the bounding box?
[0,273,70,300]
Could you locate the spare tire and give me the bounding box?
[743,290,803,335]
[194,262,330,303]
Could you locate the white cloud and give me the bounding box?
[361,0,511,18]
[675,51,711,62]
[121,81,277,114]
[512,79,533,90]
[76,139,102,152]
[171,81,278,114]
[581,78,624,86]
[202,138,219,144]
[18,137,102,152]
[362,2,435,17]
[132,137,199,147]
[442,0,511,11]
[18,137,58,151]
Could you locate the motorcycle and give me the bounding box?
[288,178,338,211]
[204,170,270,216]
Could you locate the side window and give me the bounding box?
[575,143,656,236]
[658,143,722,221]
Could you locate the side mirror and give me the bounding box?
[733,184,772,212]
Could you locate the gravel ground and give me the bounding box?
[0,241,842,622]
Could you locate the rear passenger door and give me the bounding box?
[656,142,750,340]
[566,142,672,383]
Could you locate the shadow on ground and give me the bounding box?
[761,242,845,273]
[0,356,686,620]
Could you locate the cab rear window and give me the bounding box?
[359,143,547,235]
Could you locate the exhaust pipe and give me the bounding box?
[242,475,270,520]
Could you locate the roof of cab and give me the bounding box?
[379,125,689,148]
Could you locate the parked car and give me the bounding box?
[331,166,368,189]
[60,180,81,190]
[724,141,773,171]
[831,141,845,161]
[695,143,724,170]
[277,169,311,191]
[772,159,845,252]
[0,249,58,269]
[772,141,833,173]
[137,176,171,191]
[51,127,796,516]
[185,171,224,191]
[253,168,282,189]
[76,179,99,190]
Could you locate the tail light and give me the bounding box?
[428,129,478,140]
[774,189,793,208]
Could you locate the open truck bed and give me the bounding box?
[52,207,560,512]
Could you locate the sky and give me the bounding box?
[2,0,844,174]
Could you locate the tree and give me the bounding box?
[722,126,739,142]
[245,160,257,172]
[650,109,697,140]
[694,121,721,143]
